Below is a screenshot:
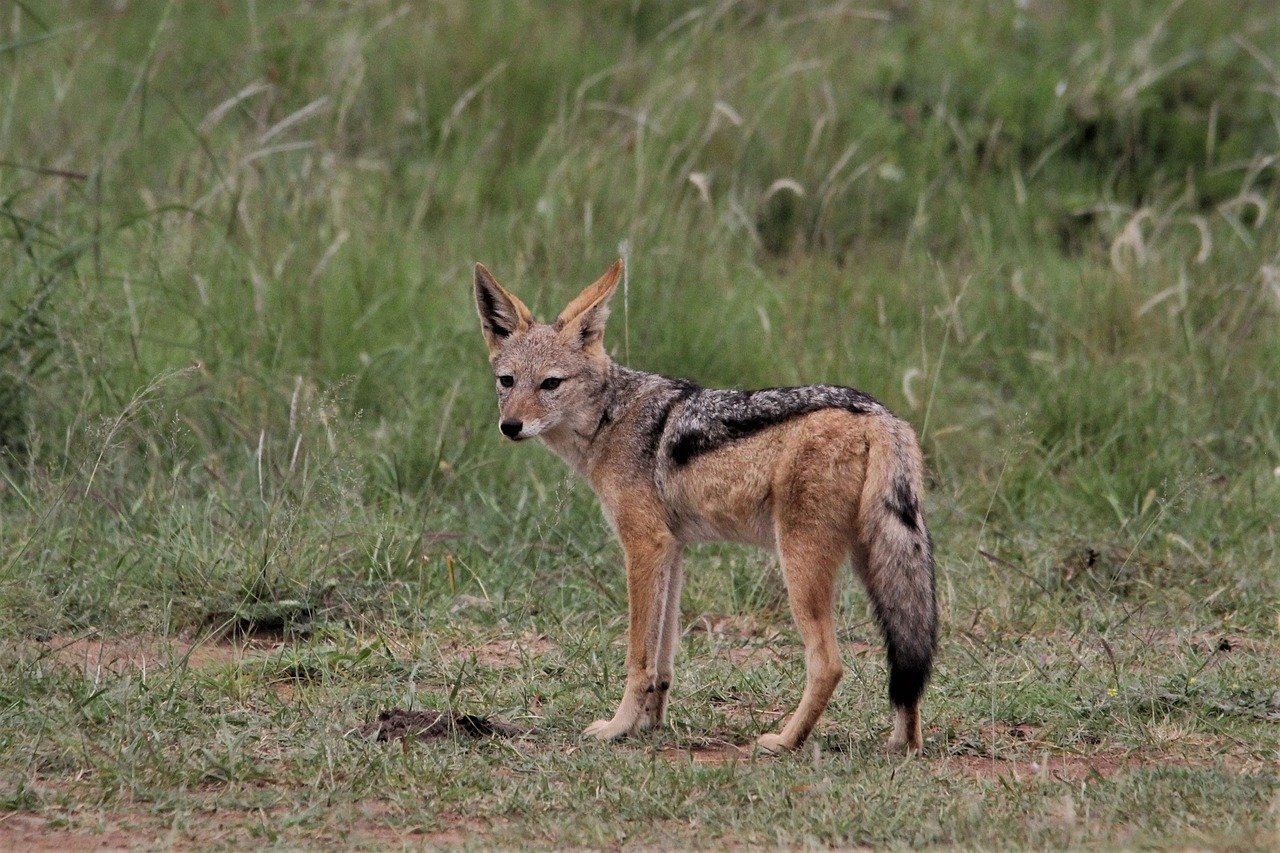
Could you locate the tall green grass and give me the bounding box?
[4,0,1275,630]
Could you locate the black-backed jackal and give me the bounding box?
[472,260,937,753]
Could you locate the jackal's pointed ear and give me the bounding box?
[555,259,622,357]
[474,263,533,355]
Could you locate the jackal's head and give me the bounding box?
[473,260,621,442]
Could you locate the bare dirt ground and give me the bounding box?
[41,633,249,675]
[0,811,142,853]
[436,632,558,668]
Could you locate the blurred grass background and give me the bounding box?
[2,0,1275,633]
[1,1,1278,845]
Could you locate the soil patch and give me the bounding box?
[437,633,557,668]
[358,708,535,742]
[41,634,244,675]
[0,812,140,852]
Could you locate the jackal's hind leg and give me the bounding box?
[756,532,844,754]
[641,556,683,729]
[888,703,922,752]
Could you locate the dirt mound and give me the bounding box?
[358,709,534,742]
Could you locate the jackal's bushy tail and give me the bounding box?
[857,419,937,711]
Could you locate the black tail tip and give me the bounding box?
[888,657,933,708]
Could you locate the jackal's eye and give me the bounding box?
[498,375,514,388]
[539,377,563,391]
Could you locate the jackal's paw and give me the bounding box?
[754,733,795,754]
[887,733,922,754]
[583,718,634,741]
[641,690,669,728]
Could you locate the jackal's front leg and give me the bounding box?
[642,555,683,729]
[584,529,681,742]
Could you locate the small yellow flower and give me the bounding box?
[1107,688,1118,697]
[1187,677,1197,685]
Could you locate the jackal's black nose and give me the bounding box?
[500,419,523,439]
